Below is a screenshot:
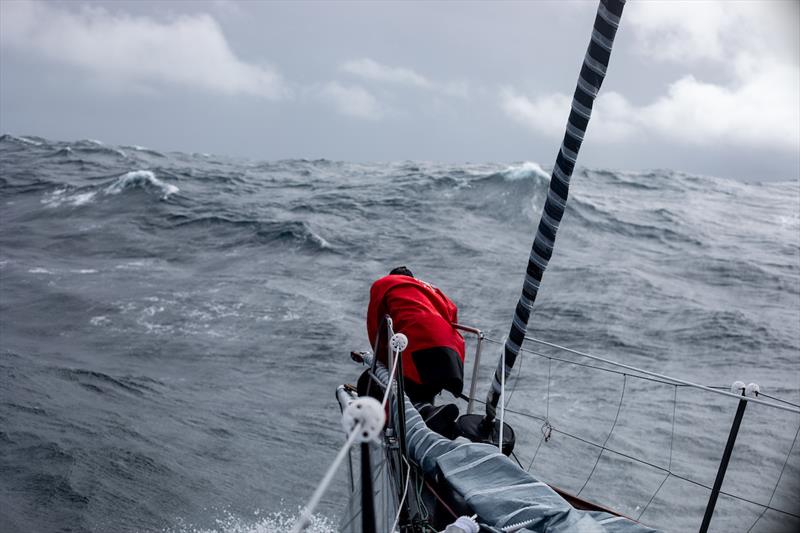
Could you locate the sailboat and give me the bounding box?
[292,0,800,531]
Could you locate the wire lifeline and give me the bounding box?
[548,424,800,520]
[463,383,800,520]
[524,335,800,414]
[483,335,800,414]
[485,0,628,423]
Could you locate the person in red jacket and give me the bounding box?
[363,266,466,405]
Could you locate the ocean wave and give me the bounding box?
[105,170,179,199]
[41,170,180,208]
[41,188,98,208]
[500,161,550,181]
[0,133,44,147]
[164,215,333,251]
[72,139,128,158]
[56,367,163,396]
[120,144,165,157]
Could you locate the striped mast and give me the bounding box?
[484,0,627,423]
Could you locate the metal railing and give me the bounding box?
[452,323,485,415]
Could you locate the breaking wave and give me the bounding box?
[105,170,179,199]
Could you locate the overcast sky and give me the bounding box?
[1,0,798,180]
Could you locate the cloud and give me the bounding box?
[342,58,431,89]
[341,58,469,98]
[0,0,288,99]
[318,82,383,120]
[501,1,799,152]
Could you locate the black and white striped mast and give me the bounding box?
[484,0,627,424]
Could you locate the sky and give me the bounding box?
[0,0,798,180]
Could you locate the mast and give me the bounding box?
[484,0,627,423]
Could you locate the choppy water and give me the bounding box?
[1,134,798,533]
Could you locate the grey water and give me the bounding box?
[1,134,798,533]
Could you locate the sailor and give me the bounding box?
[359,266,465,437]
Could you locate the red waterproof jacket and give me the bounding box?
[367,275,465,396]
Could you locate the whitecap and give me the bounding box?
[105,170,179,199]
[115,260,149,270]
[90,316,110,326]
[17,135,43,146]
[71,269,98,274]
[41,188,97,207]
[70,191,97,206]
[28,267,53,274]
[502,161,550,181]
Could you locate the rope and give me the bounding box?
[525,357,552,473]
[577,374,627,496]
[746,421,800,532]
[668,385,677,471]
[461,389,800,520]
[290,422,364,533]
[484,336,687,387]
[524,336,800,414]
[486,336,800,409]
[338,459,389,532]
[548,424,800,520]
[759,392,800,409]
[382,345,403,408]
[467,334,800,522]
[637,472,670,521]
[422,478,460,521]
[388,456,412,533]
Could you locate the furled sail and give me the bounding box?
[485,0,627,422]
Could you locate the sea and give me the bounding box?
[1,134,798,533]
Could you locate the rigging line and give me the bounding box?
[504,340,525,407]
[459,392,551,424]
[510,450,525,470]
[526,427,547,473]
[759,392,800,409]
[484,336,689,387]
[389,456,412,533]
[577,373,628,497]
[381,345,402,408]
[550,426,800,519]
[291,422,364,533]
[524,336,800,414]
[668,385,677,472]
[746,420,800,532]
[338,449,390,532]
[546,357,552,421]
[414,472,431,522]
[637,472,670,521]
[526,359,553,473]
[422,478,460,520]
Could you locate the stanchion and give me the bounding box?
[699,381,754,533]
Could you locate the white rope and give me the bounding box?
[290,422,364,533]
[388,455,412,533]
[382,346,402,408]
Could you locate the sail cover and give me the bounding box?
[370,360,660,533]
